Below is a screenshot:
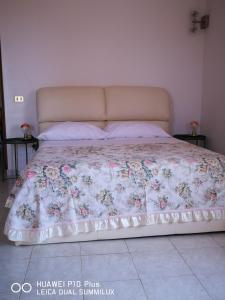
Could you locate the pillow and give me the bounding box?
[37,122,107,140]
[104,121,170,139]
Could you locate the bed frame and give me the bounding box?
[30,85,225,245]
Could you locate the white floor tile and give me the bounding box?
[126,236,174,253]
[0,258,29,294]
[26,256,82,282]
[198,272,225,300]
[81,239,127,255]
[32,242,80,258]
[83,279,147,300]
[82,253,138,281]
[181,247,225,276]
[170,234,219,250]
[132,249,191,277]
[210,232,225,247]
[141,275,211,300]
[0,242,33,260]
[0,294,20,300]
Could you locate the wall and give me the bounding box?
[201,0,225,155]
[0,0,206,170]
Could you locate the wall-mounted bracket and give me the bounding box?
[191,11,210,33]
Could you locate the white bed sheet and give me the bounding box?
[39,136,175,148]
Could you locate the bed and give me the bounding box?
[4,86,225,245]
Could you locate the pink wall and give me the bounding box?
[201,0,225,155]
[0,0,207,169]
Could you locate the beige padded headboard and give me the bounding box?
[37,86,171,133]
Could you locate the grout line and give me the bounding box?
[167,236,179,251]
[79,242,84,300]
[22,246,34,283]
[124,239,149,300]
[210,234,225,248]
[19,246,34,300]
[29,250,129,260]
[80,250,128,256]
[30,253,81,259]
[81,252,131,258]
[169,238,213,300]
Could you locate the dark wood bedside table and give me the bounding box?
[173,134,206,148]
[0,136,39,180]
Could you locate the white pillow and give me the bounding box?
[38,122,107,140]
[104,121,170,139]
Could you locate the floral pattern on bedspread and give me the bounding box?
[4,140,225,242]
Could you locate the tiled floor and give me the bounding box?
[1,181,225,300]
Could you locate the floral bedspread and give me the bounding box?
[4,139,225,243]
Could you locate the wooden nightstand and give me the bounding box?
[0,136,39,180]
[173,134,206,148]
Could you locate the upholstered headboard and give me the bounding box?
[37,86,171,133]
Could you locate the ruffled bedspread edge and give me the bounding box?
[4,207,225,243]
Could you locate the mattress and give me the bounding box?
[4,137,225,244]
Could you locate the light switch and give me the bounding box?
[14,96,24,103]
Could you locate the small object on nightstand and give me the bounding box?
[20,123,32,140]
[190,120,199,136]
[0,136,39,181]
[173,134,206,148]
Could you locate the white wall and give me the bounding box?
[201,0,225,155]
[0,0,207,170]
